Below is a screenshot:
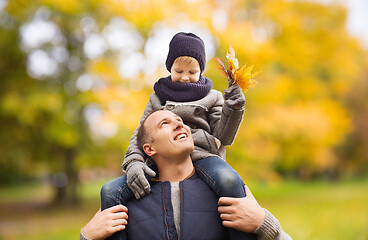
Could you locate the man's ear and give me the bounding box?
[143,143,156,157]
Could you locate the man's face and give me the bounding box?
[143,110,194,159]
[170,58,201,83]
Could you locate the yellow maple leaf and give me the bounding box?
[234,64,259,92]
[214,45,259,92]
[226,45,239,76]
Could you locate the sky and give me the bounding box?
[309,0,368,48]
[2,0,368,83]
[343,0,368,48]
[1,0,367,47]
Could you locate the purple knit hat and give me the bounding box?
[165,32,206,73]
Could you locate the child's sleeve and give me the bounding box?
[121,94,160,172]
[210,89,245,146]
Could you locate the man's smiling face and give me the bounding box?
[143,110,194,159]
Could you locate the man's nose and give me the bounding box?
[181,75,189,80]
[174,120,184,130]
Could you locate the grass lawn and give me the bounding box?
[250,178,368,240]
[0,177,367,240]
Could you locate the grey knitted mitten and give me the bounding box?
[224,84,246,110]
[126,161,156,199]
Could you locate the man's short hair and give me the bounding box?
[136,110,163,151]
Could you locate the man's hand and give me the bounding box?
[224,84,245,110]
[218,186,265,233]
[82,205,128,240]
[126,161,156,199]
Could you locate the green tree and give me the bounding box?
[0,1,126,204]
[1,0,367,206]
[205,0,366,180]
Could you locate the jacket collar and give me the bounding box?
[151,167,195,183]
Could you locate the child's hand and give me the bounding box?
[126,161,156,199]
[224,84,246,110]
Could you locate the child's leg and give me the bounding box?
[194,157,257,240]
[100,175,132,240]
[101,163,158,209]
[194,156,246,198]
[100,175,134,210]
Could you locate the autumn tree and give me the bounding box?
[1,0,367,207]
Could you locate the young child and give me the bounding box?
[101,32,254,239]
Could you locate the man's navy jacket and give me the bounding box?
[124,171,229,240]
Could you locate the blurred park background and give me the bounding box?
[1,0,368,239]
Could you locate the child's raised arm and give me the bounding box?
[211,83,245,146]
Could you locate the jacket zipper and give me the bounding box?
[163,183,170,240]
[178,182,181,240]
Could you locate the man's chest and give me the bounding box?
[126,176,229,240]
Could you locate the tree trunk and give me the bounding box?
[53,148,80,206]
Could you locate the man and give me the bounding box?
[81,110,291,240]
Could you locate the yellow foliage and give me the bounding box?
[85,0,364,179]
[41,0,85,14]
[233,98,351,177]
[48,122,80,147]
[92,84,150,131]
[4,0,364,180]
[215,45,259,92]
[88,59,124,85]
[2,91,63,125]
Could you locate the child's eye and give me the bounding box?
[176,70,183,74]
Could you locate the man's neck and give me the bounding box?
[156,156,194,182]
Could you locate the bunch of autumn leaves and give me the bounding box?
[215,46,259,92]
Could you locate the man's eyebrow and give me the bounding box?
[157,117,169,127]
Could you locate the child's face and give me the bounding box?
[170,58,201,83]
